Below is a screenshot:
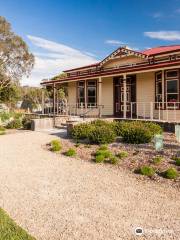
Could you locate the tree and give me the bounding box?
[0,84,21,107]
[0,16,34,90]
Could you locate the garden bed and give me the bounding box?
[46,132,180,188]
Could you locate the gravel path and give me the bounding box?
[0,131,179,240]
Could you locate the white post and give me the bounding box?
[98,77,102,117]
[150,102,153,120]
[123,74,127,119]
[162,70,165,109]
[41,88,45,114]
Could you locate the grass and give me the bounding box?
[172,156,180,166]
[0,207,36,240]
[116,151,128,159]
[163,168,179,179]
[64,148,76,157]
[138,166,155,177]
[51,139,62,152]
[153,156,164,165]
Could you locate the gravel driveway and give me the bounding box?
[0,131,179,240]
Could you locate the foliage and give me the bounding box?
[172,156,180,166]
[0,84,21,106]
[144,122,162,135]
[163,168,179,179]
[0,207,36,240]
[6,119,22,129]
[116,151,128,159]
[114,121,162,144]
[22,115,32,129]
[119,121,153,144]
[99,144,108,151]
[0,111,12,122]
[95,149,112,158]
[0,16,34,90]
[89,125,116,144]
[153,156,164,165]
[51,139,62,152]
[95,154,105,163]
[64,148,76,157]
[0,126,5,135]
[71,123,93,140]
[51,72,67,81]
[138,166,155,177]
[109,155,119,165]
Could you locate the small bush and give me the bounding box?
[71,123,93,141]
[0,126,5,135]
[95,149,112,158]
[144,122,162,135]
[113,121,163,144]
[163,168,179,179]
[99,144,108,151]
[172,156,180,166]
[95,154,105,163]
[64,148,76,157]
[22,116,32,130]
[153,156,164,165]
[109,155,119,165]
[116,151,128,159]
[0,112,12,122]
[89,125,116,144]
[51,139,62,152]
[6,119,22,129]
[138,166,155,177]
[74,143,80,148]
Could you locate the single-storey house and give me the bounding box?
[41,45,180,122]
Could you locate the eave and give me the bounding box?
[41,59,180,86]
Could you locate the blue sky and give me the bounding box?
[1,0,180,86]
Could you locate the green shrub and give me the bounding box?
[0,112,12,122]
[95,149,112,158]
[89,125,116,144]
[109,155,119,165]
[64,148,76,157]
[153,156,164,165]
[22,116,32,130]
[95,154,105,163]
[175,159,180,166]
[113,121,162,144]
[172,156,180,166]
[6,119,22,129]
[74,143,80,148]
[144,122,162,135]
[99,144,108,151]
[163,168,179,179]
[138,166,155,177]
[0,126,5,135]
[71,123,93,140]
[51,139,62,152]
[116,151,128,159]
[121,122,152,144]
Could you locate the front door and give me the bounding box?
[114,75,136,117]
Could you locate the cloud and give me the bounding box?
[152,12,163,18]
[175,8,180,13]
[144,31,180,40]
[22,35,98,86]
[105,39,125,46]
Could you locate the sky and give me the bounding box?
[0,0,180,86]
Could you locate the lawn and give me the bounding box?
[0,208,36,240]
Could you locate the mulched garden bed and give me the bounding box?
[46,132,180,188]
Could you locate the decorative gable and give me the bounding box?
[100,46,148,67]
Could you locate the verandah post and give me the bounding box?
[98,77,102,118]
[123,74,127,119]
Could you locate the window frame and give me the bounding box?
[77,81,85,107]
[165,69,179,109]
[86,80,97,107]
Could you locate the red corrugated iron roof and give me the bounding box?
[64,45,180,72]
[142,45,180,56]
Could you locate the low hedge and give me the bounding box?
[6,119,22,129]
[71,120,163,144]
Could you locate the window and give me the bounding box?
[87,80,97,107]
[77,80,97,107]
[77,81,85,107]
[155,72,162,103]
[165,70,179,108]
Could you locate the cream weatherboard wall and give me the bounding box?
[101,77,114,115]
